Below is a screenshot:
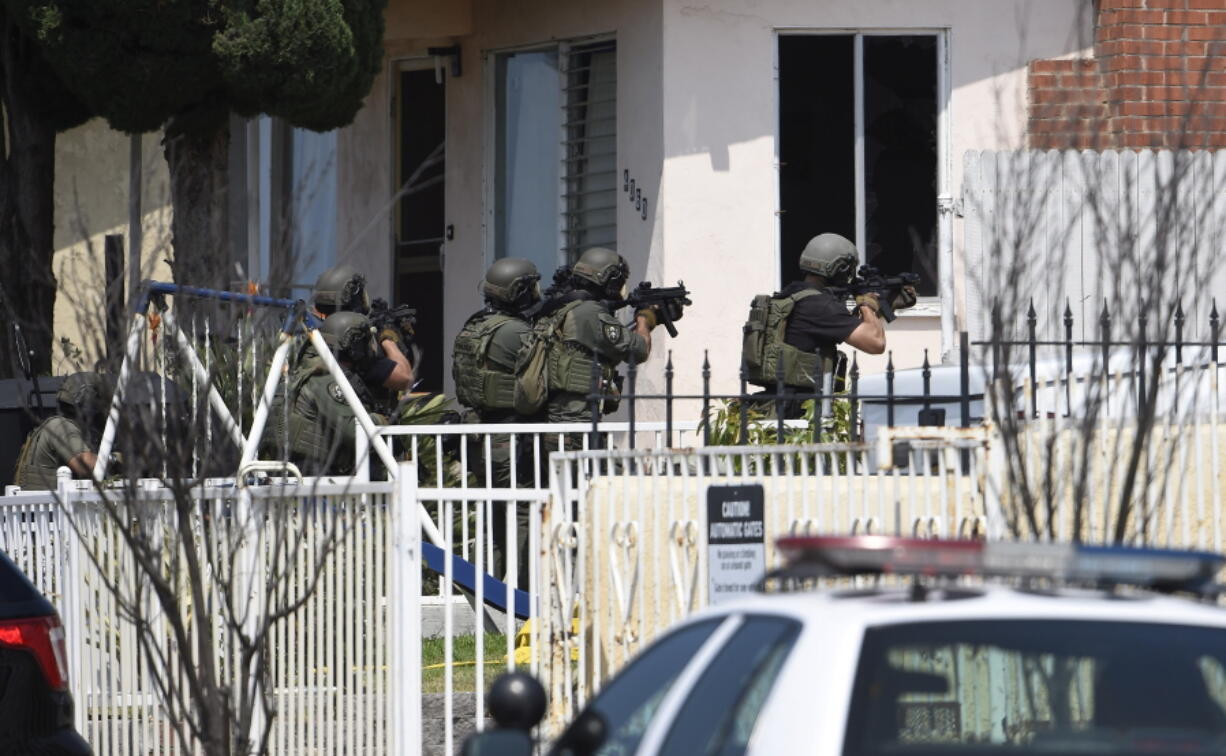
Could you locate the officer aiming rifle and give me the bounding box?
[828,265,920,323]
[532,264,692,337]
[368,297,422,374]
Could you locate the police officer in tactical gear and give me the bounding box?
[453,258,543,586]
[535,247,655,427]
[14,372,110,489]
[745,232,915,416]
[313,264,371,316]
[312,264,413,405]
[453,258,542,425]
[269,312,388,476]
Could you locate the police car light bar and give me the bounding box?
[775,536,1226,592]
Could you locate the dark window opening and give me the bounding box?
[778,35,855,288]
[395,67,446,391]
[778,35,938,296]
[864,36,938,295]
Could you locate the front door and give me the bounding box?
[395,63,446,392]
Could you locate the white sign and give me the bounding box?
[707,485,766,605]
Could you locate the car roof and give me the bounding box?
[682,581,1226,631]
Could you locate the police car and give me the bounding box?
[467,536,1226,755]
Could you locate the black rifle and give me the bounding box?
[622,281,692,338]
[830,265,920,323]
[368,298,421,366]
[542,265,575,300]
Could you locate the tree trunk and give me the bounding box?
[164,124,231,291]
[0,19,58,379]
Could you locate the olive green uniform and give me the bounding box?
[266,357,386,476]
[542,299,648,425]
[453,310,538,586]
[13,416,91,490]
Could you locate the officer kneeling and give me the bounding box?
[269,313,388,476]
[13,372,110,489]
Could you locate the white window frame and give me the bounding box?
[483,34,617,271]
[773,28,952,345]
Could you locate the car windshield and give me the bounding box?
[550,618,723,756]
[845,620,1226,755]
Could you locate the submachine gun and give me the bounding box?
[529,266,693,337]
[832,265,920,323]
[621,281,692,337]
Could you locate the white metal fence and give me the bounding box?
[6,402,1226,751]
[0,470,419,755]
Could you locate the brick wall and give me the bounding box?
[1028,0,1226,150]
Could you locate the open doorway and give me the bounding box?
[395,63,446,392]
[778,34,938,295]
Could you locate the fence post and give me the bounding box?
[1211,301,1220,364]
[738,354,749,446]
[812,348,827,439]
[701,351,711,447]
[1174,300,1185,365]
[1137,308,1149,414]
[390,461,422,756]
[627,357,637,450]
[589,357,601,450]
[848,354,860,442]
[1100,302,1111,377]
[774,349,786,441]
[1027,299,1037,419]
[886,351,895,428]
[665,351,674,448]
[56,468,84,734]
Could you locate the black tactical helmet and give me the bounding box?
[314,265,370,315]
[321,311,377,365]
[799,233,859,284]
[57,372,111,417]
[483,258,542,310]
[571,247,629,295]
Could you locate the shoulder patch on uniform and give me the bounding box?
[604,324,623,344]
[327,381,347,404]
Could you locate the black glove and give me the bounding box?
[663,298,686,323]
[891,285,918,311]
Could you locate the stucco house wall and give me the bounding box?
[345,0,1092,396]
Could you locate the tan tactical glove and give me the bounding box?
[636,307,659,330]
[891,285,918,311]
[378,327,400,345]
[854,292,880,316]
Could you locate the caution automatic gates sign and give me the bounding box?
[706,484,766,605]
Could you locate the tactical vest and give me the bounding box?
[12,420,50,489]
[282,359,368,474]
[452,312,519,412]
[742,288,836,389]
[534,300,615,395]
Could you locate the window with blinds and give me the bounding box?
[562,40,617,260]
[493,38,616,279]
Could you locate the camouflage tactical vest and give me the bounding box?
[742,288,836,389]
[283,359,368,474]
[533,300,615,394]
[452,312,518,412]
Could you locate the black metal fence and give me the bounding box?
[593,297,1226,448]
